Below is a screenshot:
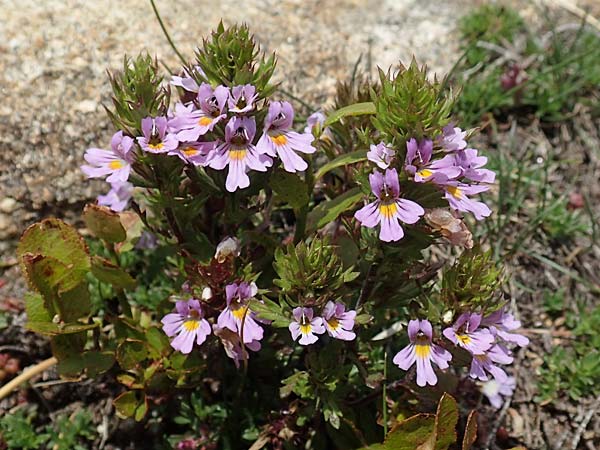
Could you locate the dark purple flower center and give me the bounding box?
[231,127,250,145]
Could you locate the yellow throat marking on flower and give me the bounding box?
[183,147,199,157]
[109,160,125,170]
[148,142,164,151]
[379,201,398,218]
[327,317,340,330]
[418,169,433,178]
[447,186,462,199]
[300,323,312,335]
[183,320,200,332]
[198,117,213,126]
[232,305,249,321]
[271,134,288,146]
[415,344,431,359]
[230,148,247,161]
[457,334,471,345]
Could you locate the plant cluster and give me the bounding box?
[14,21,529,449]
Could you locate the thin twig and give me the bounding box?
[570,395,600,450]
[0,357,58,400]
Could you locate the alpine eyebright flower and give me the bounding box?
[81,131,135,183]
[257,101,316,172]
[424,208,474,249]
[213,326,261,368]
[170,66,203,93]
[137,116,178,154]
[214,236,241,263]
[480,376,516,408]
[452,148,496,183]
[443,312,495,355]
[217,282,264,345]
[97,181,133,212]
[304,111,326,134]
[469,344,513,382]
[161,298,212,354]
[208,116,272,192]
[322,301,356,341]
[438,123,467,152]
[289,307,325,345]
[168,141,216,166]
[367,142,395,170]
[228,84,258,114]
[392,319,452,387]
[404,138,461,183]
[172,84,229,142]
[443,183,492,220]
[481,308,529,347]
[354,168,425,242]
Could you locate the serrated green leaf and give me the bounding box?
[24,292,51,323]
[434,393,459,450]
[26,321,98,336]
[306,187,363,233]
[250,298,289,328]
[114,391,138,418]
[116,339,148,370]
[323,102,376,127]
[462,411,478,450]
[269,170,309,209]
[91,256,136,290]
[17,218,90,274]
[315,150,367,180]
[384,414,435,449]
[83,204,127,243]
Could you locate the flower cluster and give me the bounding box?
[81,78,317,210]
[355,123,494,242]
[161,280,357,364]
[393,308,528,387]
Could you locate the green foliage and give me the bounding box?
[0,409,96,450]
[273,237,359,307]
[458,4,525,65]
[537,306,600,402]
[45,410,96,450]
[194,21,276,96]
[372,60,455,151]
[453,5,600,125]
[0,410,48,450]
[361,394,477,450]
[83,204,127,243]
[106,54,169,134]
[440,247,503,313]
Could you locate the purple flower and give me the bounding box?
[207,117,272,192]
[469,344,513,382]
[392,319,452,387]
[405,138,461,184]
[481,376,516,408]
[354,168,425,242]
[161,298,212,354]
[444,183,492,220]
[228,84,258,114]
[256,101,316,173]
[289,307,325,345]
[443,312,495,355]
[171,84,229,142]
[81,131,135,183]
[217,282,264,345]
[322,301,356,341]
[304,111,326,134]
[438,123,467,152]
[168,141,216,166]
[453,149,496,183]
[97,181,133,212]
[367,142,395,170]
[170,65,204,93]
[137,116,179,154]
[481,308,529,347]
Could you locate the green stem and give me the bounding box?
[383,347,388,436]
[149,0,187,66]
[293,157,314,244]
